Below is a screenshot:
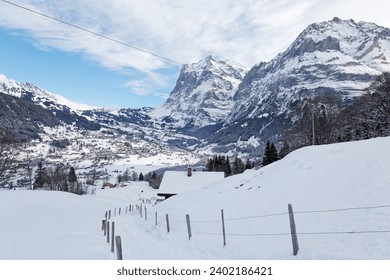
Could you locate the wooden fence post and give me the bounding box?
[106,221,110,243]
[155,211,158,227]
[114,207,117,217]
[144,205,147,221]
[108,210,111,220]
[119,207,121,216]
[288,203,299,256]
[221,209,227,246]
[166,214,170,233]
[140,204,143,218]
[115,236,123,260]
[186,214,192,240]
[102,220,106,235]
[111,221,115,253]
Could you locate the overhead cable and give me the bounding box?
[0,0,183,66]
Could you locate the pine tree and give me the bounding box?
[68,166,78,193]
[33,162,46,189]
[224,157,231,176]
[138,172,144,181]
[245,159,253,170]
[149,171,161,189]
[232,156,245,174]
[68,167,77,183]
[262,140,279,166]
[269,142,278,162]
[122,168,130,181]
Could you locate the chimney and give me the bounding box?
[187,166,192,177]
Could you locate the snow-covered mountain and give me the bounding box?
[0,74,95,112]
[151,56,248,128]
[227,17,390,123]
[0,74,102,140]
[199,18,390,153]
[2,18,390,155]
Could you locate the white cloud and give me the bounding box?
[1,0,390,97]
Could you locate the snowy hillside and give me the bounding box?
[150,136,390,259]
[1,136,390,259]
[0,74,95,112]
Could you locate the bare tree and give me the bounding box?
[287,93,344,148]
[0,133,19,187]
[353,73,390,137]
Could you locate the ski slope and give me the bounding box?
[1,137,390,259]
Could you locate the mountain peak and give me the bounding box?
[151,57,248,128]
[0,73,97,111]
[226,17,390,127]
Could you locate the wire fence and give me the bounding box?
[101,201,390,257]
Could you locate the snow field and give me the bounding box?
[2,136,390,259]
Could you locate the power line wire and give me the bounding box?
[0,0,183,66]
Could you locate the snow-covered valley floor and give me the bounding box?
[1,136,390,260]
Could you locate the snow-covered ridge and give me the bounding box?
[227,18,390,124]
[0,74,97,112]
[289,17,390,69]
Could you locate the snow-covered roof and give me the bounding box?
[157,170,224,196]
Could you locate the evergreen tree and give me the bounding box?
[262,140,279,166]
[245,159,253,170]
[232,156,245,174]
[224,157,231,176]
[148,171,161,189]
[33,162,46,189]
[122,168,130,181]
[68,167,77,183]
[138,172,144,181]
[68,166,78,193]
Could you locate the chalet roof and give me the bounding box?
[157,170,224,196]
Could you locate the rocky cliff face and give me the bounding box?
[227,17,390,124]
[151,56,248,129]
[201,18,390,154]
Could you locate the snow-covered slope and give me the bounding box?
[2,137,390,259]
[151,136,390,259]
[0,74,95,112]
[151,56,248,128]
[227,17,390,123]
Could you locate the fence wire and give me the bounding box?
[106,202,390,240]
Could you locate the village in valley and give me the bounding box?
[9,123,201,192]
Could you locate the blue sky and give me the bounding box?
[0,28,180,108]
[1,0,390,109]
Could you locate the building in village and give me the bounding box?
[157,166,224,200]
